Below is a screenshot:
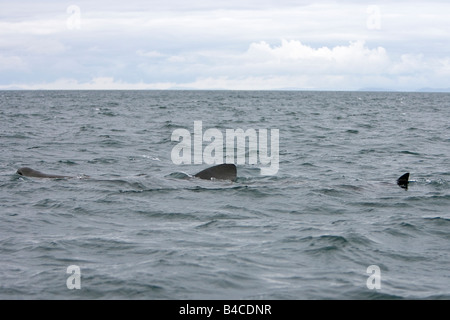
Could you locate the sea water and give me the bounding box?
[1,90,449,299]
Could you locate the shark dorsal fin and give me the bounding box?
[397,172,410,190]
[194,164,237,181]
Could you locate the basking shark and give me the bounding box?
[17,165,409,189]
[193,164,237,181]
[16,163,237,182]
[16,167,72,179]
[397,172,410,190]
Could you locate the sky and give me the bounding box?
[1,0,450,91]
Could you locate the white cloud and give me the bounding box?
[0,55,27,71]
[390,54,425,75]
[136,50,165,58]
[1,39,450,91]
[0,20,65,36]
[1,1,450,90]
[0,77,177,90]
[437,58,450,76]
[244,40,390,75]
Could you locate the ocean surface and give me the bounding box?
[1,90,449,300]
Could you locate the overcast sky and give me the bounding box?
[1,0,450,90]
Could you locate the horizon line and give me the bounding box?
[1,88,450,93]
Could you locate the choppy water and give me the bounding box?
[1,90,449,299]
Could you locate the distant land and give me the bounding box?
[416,87,450,93]
[358,87,450,93]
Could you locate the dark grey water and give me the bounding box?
[1,90,449,299]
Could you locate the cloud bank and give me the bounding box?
[1,1,450,90]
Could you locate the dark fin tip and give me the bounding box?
[397,172,410,190]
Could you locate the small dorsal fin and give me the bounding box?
[397,172,410,190]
